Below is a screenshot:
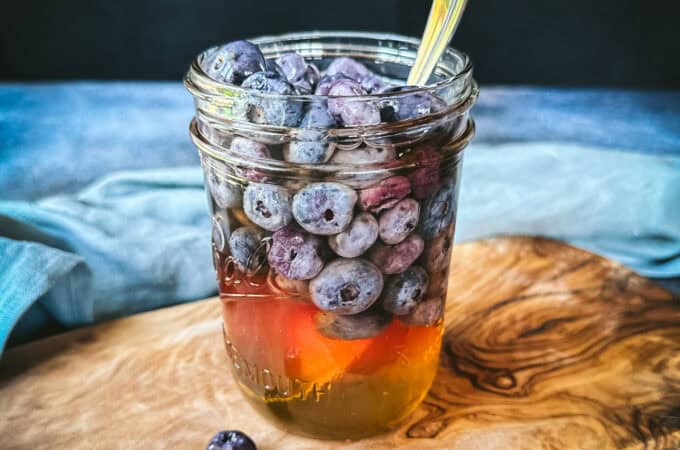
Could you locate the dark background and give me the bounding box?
[1,0,679,87]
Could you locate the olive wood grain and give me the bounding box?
[1,237,678,449]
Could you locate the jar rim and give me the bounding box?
[184,30,474,103]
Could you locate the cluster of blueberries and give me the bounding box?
[203,40,458,340]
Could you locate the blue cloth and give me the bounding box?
[1,82,679,352]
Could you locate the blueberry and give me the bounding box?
[419,182,457,239]
[310,258,384,315]
[276,53,320,93]
[292,182,357,235]
[265,59,287,78]
[378,198,420,245]
[243,183,293,231]
[228,226,266,273]
[206,430,257,450]
[368,234,424,274]
[202,41,266,86]
[379,86,447,122]
[329,146,396,165]
[403,146,442,199]
[327,79,381,126]
[400,297,444,327]
[328,212,379,258]
[205,162,242,209]
[283,104,336,164]
[268,224,325,280]
[315,307,392,340]
[325,57,386,93]
[381,266,429,315]
[270,273,310,295]
[241,71,303,127]
[230,137,271,159]
[315,74,352,95]
[358,176,411,213]
[212,210,232,252]
[423,227,453,272]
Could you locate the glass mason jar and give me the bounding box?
[185,31,477,440]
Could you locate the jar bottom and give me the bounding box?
[220,296,443,440]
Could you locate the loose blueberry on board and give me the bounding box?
[419,181,457,239]
[206,162,242,209]
[315,308,392,340]
[276,53,320,93]
[325,57,386,93]
[328,212,379,258]
[268,224,325,280]
[400,297,444,327]
[368,234,425,274]
[241,71,303,127]
[292,182,358,235]
[202,41,266,86]
[206,430,257,450]
[243,183,293,231]
[327,79,381,126]
[379,198,420,245]
[314,74,352,95]
[381,266,429,315]
[228,226,265,273]
[283,104,336,164]
[403,146,442,200]
[212,210,232,252]
[379,86,447,122]
[329,146,396,165]
[310,258,384,315]
[358,176,411,213]
[423,227,453,272]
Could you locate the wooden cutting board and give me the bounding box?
[1,237,678,450]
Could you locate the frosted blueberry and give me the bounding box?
[358,176,411,213]
[206,430,256,450]
[419,182,457,239]
[230,137,271,159]
[329,146,396,165]
[328,212,379,258]
[310,258,384,315]
[241,71,303,127]
[368,234,424,274]
[379,86,447,122]
[265,59,287,78]
[271,273,310,295]
[423,227,453,272]
[276,53,320,93]
[228,226,265,272]
[283,104,336,164]
[268,225,325,280]
[243,183,293,231]
[315,308,392,340]
[381,266,429,315]
[327,79,380,126]
[202,40,266,86]
[378,198,420,245]
[206,162,242,209]
[325,57,386,93]
[292,182,357,235]
[212,210,232,252]
[315,73,351,95]
[400,297,444,327]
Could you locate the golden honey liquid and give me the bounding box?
[408,0,468,86]
[216,257,444,440]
